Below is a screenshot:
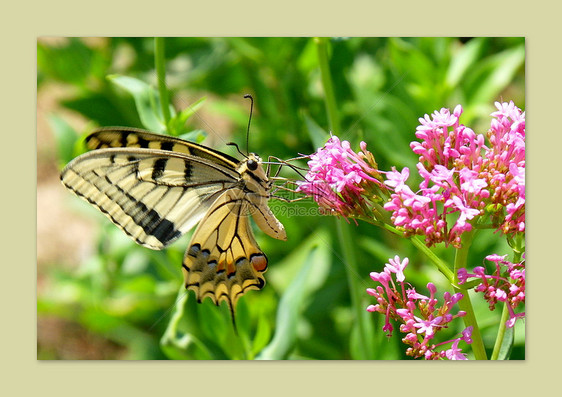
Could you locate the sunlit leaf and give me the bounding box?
[108,74,176,133]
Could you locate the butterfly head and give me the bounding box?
[240,153,264,174]
[246,154,259,171]
[237,153,271,192]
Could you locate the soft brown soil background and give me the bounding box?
[37,66,125,359]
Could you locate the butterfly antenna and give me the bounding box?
[227,141,247,158]
[244,94,254,155]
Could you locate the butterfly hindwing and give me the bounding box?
[182,188,269,311]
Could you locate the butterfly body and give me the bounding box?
[61,127,286,310]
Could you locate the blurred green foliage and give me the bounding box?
[38,37,525,360]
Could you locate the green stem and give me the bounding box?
[452,230,487,360]
[367,220,454,282]
[315,37,341,135]
[411,235,455,282]
[154,37,172,128]
[336,220,373,359]
[490,304,510,360]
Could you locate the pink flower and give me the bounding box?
[461,326,474,343]
[385,255,408,282]
[384,101,525,248]
[450,196,481,228]
[297,136,387,218]
[457,255,525,328]
[384,167,410,192]
[413,316,443,337]
[445,339,468,360]
[366,256,468,359]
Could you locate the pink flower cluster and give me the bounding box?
[486,102,526,234]
[366,256,472,360]
[458,254,525,328]
[297,136,386,218]
[384,101,525,247]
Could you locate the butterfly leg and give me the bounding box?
[271,195,310,203]
[270,182,309,203]
[266,155,308,180]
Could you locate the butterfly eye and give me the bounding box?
[247,158,258,171]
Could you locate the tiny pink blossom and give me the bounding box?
[384,167,410,192]
[407,289,428,300]
[414,316,443,337]
[461,326,473,343]
[445,339,468,360]
[451,196,481,227]
[385,256,409,282]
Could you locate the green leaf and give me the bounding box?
[498,324,514,360]
[226,38,264,62]
[466,45,525,104]
[168,97,207,135]
[161,332,213,360]
[108,74,176,133]
[160,287,215,360]
[389,38,437,84]
[37,38,105,85]
[256,230,331,359]
[303,113,329,148]
[251,314,273,357]
[446,38,486,88]
[175,130,206,145]
[61,93,135,128]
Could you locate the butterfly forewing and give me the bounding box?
[61,145,240,249]
[60,128,286,312]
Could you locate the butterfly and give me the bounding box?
[60,126,288,316]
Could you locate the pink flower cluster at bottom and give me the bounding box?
[366,256,472,360]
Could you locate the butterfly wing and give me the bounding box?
[182,188,269,311]
[85,127,240,169]
[60,147,240,250]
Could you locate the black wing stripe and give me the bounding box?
[151,158,168,180]
[87,169,181,245]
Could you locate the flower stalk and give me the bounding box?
[315,37,341,135]
[452,230,487,360]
